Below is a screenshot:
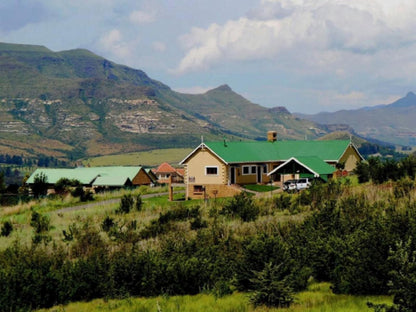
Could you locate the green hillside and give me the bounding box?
[0,42,327,161]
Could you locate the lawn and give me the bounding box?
[243,184,279,192]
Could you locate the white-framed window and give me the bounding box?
[205,166,218,176]
[263,164,268,174]
[242,165,250,175]
[242,165,257,175]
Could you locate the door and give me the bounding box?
[257,165,262,183]
[230,167,236,184]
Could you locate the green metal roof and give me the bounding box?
[92,176,131,187]
[26,168,98,184]
[73,166,143,181]
[294,156,336,175]
[199,140,351,164]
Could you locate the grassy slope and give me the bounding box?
[37,282,391,312]
[0,180,397,311]
[81,147,193,167]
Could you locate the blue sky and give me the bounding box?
[1,0,416,113]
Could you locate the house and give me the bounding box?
[180,133,363,199]
[26,166,153,194]
[153,162,184,184]
[145,168,159,185]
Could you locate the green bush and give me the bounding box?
[221,192,259,222]
[250,262,295,308]
[0,221,13,237]
[117,194,134,214]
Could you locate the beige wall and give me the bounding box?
[339,145,362,172]
[185,149,227,185]
[186,183,241,200]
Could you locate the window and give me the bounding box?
[242,166,250,175]
[193,185,204,194]
[242,165,257,175]
[205,166,218,175]
[263,165,268,174]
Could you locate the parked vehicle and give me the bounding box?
[283,178,312,192]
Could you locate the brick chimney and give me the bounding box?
[267,131,277,142]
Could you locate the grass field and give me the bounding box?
[37,282,391,312]
[81,148,193,167]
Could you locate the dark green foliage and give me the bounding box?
[0,171,5,193]
[190,215,208,230]
[250,262,295,308]
[274,192,292,211]
[141,205,201,239]
[101,216,116,232]
[31,172,48,198]
[62,223,78,242]
[385,239,416,311]
[71,184,94,202]
[0,221,13,237]
[54,178,81,194]
[355,155,416,184]
[135,194,143,211]
[116,194,134,214]
[221,192,259,221]
[30,211,51,244]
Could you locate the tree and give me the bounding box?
[31,172,48,198]
[250,262,295,308]
[0,171,6,193]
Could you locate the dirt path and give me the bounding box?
[55,191,181,214]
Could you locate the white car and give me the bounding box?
[283,178,312,192]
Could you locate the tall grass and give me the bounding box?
[36,283,391,312]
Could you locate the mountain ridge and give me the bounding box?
[0,42,326,161]
[296,92,416,146]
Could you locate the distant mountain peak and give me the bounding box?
[405,91,416,98]
[211,84,232,92]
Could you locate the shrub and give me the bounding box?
[117,194,134,214]
[393,177,414,199]
[30,211,51,244]
[250,262,295,308]
[135,194,143,211]
[1,221,13,237]
[221,192,259,222]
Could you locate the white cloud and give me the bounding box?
[175,0,416,75]
[152,41,166,52]
[99,29,132,59]
[129,10,156,24]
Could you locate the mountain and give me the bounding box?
[296,92,416,146]
[0,42,326,161]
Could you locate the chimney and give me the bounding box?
[267,131,277,142]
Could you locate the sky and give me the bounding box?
[1,0,416,114]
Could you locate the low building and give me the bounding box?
[26,166,153,194]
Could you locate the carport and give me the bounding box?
[267,156,336,182]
